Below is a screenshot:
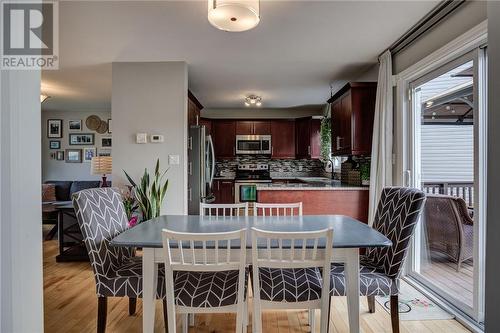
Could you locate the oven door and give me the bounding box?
[235,182,258,203]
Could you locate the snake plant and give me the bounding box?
[123,159,169,222]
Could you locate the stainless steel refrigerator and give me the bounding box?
[188,125,215,215]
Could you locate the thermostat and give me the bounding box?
[136,133,148,144]
[151,134,164,143]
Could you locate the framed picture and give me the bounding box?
[69,120,82,131]
[47,119,62,138]
[69,133,95,145]
[101,137,112,147]
[98,149,111,157]
[65,149,82,163]
[83,147,96,162]
[49,140,60,149]
[107,119,112,133]
[56,151,65,161]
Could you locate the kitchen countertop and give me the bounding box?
[257,177,369,191]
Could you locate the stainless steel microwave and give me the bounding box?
[235,135,272,155]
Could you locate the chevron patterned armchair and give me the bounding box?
[72,187,168,333]
[329,187,426,333]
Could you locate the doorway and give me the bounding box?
[405,49,487,322]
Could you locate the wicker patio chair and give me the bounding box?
[424,194,474,271]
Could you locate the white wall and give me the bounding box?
[393,1,486,74]
[112,62,188,215]
[41,110,111,181]
[1,71,44,331]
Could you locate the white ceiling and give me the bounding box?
[41,0,438,112]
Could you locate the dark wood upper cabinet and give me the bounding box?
[187,91,203,127]
[329,82,377,156]
[235,121,254,135]
[212,120,236,158]
[253,121,271,135]
[295,117,321,159]
[199,118,212,135]
[271,120,295,158]
[235,120,271,135]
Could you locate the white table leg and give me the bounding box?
[143,248,157,333]
[344,248,360,333]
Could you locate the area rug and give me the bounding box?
[375,281,455,321]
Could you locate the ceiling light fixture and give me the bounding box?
[208,0,260,32]
[245,95,262,107]
[40,94,50,103]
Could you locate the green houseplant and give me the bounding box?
[123,159,169,222]
[320,117,332,162]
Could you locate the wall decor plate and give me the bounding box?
[86,115,101,131]
[69,133,95,145]
[96,120,108,134]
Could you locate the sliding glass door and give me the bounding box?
[405,48,487,321]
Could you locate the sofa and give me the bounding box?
[42,180,102,240]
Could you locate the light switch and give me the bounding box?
[151,134,164,143]
[136,133,148,144]
[168,155,180,165]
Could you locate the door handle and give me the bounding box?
[404,170,412,187]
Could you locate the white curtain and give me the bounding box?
[368,50,393,226]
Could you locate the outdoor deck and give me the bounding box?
[419,251,474,307]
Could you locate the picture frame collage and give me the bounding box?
[47,117,112,163]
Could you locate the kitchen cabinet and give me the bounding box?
[212,120,236,158]
[329,82,377,156]
[213,179,234,204]
[199,118,212,135]
[187,91,203,127]
[295,117,321,159]
[271,120,295,158]
[235,121,271,135]
[257,188,369,222]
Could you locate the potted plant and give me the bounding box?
[123,158,169,223]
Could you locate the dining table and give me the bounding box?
[111,214,392,333]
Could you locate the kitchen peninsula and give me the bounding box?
[257,177,369,222]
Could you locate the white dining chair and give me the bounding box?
[200,202,249,217]
[162,228,248,333]
[253,202,303,217]
[251,227,334,333]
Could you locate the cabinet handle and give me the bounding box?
[188,162,192,175]
[271,146,274,155]
[308,145,311,155]
[188,188,192,202]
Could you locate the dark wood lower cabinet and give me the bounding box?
[213,180,234,204]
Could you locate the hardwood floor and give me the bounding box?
[43,237,470,332]
[419,252,473,307]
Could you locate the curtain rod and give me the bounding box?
[379,0,466,59]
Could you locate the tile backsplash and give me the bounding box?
[216,155,329,178]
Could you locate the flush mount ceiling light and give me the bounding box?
[208,0,260,32]
[245,95,262,107]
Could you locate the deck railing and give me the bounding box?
[422,182,474,207]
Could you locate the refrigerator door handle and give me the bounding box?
[207,135,216,187]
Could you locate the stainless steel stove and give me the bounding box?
[234,164,271,204]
